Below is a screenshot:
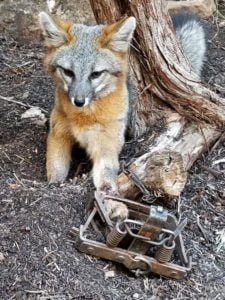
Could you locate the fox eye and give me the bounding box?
[90,70,105,80]
[61,67,74,78]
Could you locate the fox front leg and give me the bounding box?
[90,137,128,220]
[92,151,119,193]
[46,119,73,183]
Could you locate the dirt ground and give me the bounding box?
[1,6,225,300]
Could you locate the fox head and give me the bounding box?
[39,12,136,108]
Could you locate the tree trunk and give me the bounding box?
[89,0,224,199]
[90,0,225,135]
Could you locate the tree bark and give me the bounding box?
[90,0,225,136]
[89,0,224,199]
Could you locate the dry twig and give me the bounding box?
[0,95,48,113]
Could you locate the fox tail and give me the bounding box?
[172,12,207,77]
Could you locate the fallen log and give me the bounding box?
[118,112,220,199]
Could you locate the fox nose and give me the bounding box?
[73,98,85,107]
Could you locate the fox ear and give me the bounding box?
[39,12,72,47]
[101,17,136,52]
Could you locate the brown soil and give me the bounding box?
[1,10,225,300]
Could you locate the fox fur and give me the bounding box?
[39,12,206,219]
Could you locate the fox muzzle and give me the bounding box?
[69,81,92,108]
[71,96,92,107]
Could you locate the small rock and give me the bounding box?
[19,226,31,233]
[104,270,115,279]
[0,252,5,262]
[216,229,225,252]
[22,91,29,99]
[9,183,20,189]
[21,106,47,125]
[219,21,225,28]
[133,293,139,299]
[21,106,43,119]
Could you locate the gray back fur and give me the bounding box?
[172,12,206,77]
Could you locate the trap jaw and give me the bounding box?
[72,192,191,279]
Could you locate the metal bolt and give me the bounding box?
[157,206,163,213]
[151,207,156,213]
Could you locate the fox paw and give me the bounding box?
[104,199,128,221]
[47,169,67,184]
[99,182,118,195]
[97,182,128,221]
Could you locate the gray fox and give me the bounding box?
[39,11,206,219]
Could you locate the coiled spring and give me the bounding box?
[106,223,127,247]
[155,237,175,263]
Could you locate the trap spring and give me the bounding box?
[72,192,191,279]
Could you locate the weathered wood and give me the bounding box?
[117,113,220,199]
